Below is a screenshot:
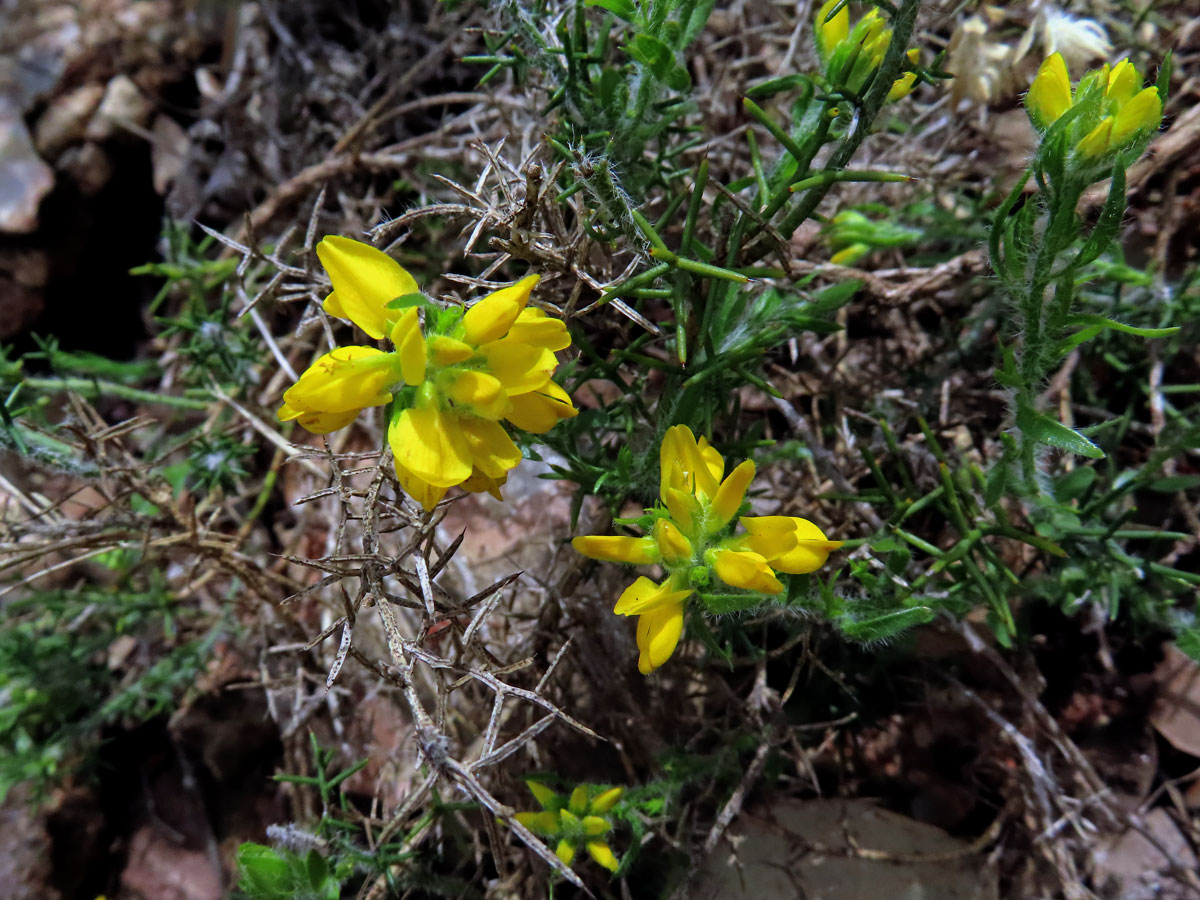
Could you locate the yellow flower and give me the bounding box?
[317,235,418,340]
[739,515,845,573]
[1110,86,1162,143]
[1027,52,1072,128]
[886,48,922,102]
[707,547,784,594]
[277,346,401,430]
[816,2,919,101]
[513,782,624,873]
[573,425,841,674]
[815,0,849,59]
[571,535,659,565]
[1024,53,1162,159]
[279,237,577,511]
[615,576,693,674]
[1074,116,1113,159]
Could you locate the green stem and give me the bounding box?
[21,377,211,411]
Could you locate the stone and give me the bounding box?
[85,74,154,141]
[33,83,104,159]
[0,110,55,233]
[694,797,999,900]
[151,113,189,195]
[119,825,222,900]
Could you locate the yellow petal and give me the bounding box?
[389,307,426,385]
[614,576,693,617]
[1076,116,1112,158]
[582,815,610,836]
[316,236,418,339]
[696,436,725,485]
[589,787,623,814]
[515,810,559,835]
[558,809,580,828]
[427,335,475,366]
[460,468,506,500]
[710,548,783,594]
[455,416,521,480]
[659,425,719,500]
[1105,58,1138,105]
[483,343,558,395]
[742,516,843,574]
[282,346,397,414]
[815,0,849,58]
[831,243,870,265]
[653,518,693,564]
[503,307,572,351]
[555,839,576,866]
[636,601,685,674]
[527,781,558,809]
[393,458,448,511]
[1111,86,1161,143]
[710,459,756,533]
[586,841,620,872]
[887,71,917,103]
[447,370,507,420]
[662,486,699,535]
[568,786,588,815]
[659,425,692,500]
[463,274,540,345]
[322,290,345,320]
[1027,52,1072,128]
[739,516,800,559]
[503,380,577,433]
[387,406,472,487]
[571,535,659,565]
[277,403,360,434]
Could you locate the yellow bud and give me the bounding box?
[1027,53,1073,128]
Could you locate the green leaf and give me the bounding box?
[808,279,860,313]
[1149,475,1200,492]
[626,33,674,81]
[1055,465,1096,502]
[236,843,293,898]
[585,0,638,24]
[679,0,716,46]
[837,606,934,642]
[1065,314,1179,340]
[1175,627,1200,663]
[1017,408,1105,459]
[305,850,330,890]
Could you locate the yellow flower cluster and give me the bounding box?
[278,236,576,509]
[1026,52,1162,159]
[815,0,920,102]
[573,426,843,674]
[515,781,624,873]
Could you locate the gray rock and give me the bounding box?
[694,797,999,900]
[0,110,55,233]
[33,83,104,159]
[85,74,154,141]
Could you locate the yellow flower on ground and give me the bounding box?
[277,236,577,510]
[1024,52,1163,161]
[573,425,843,674]
[513,781,624,873]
